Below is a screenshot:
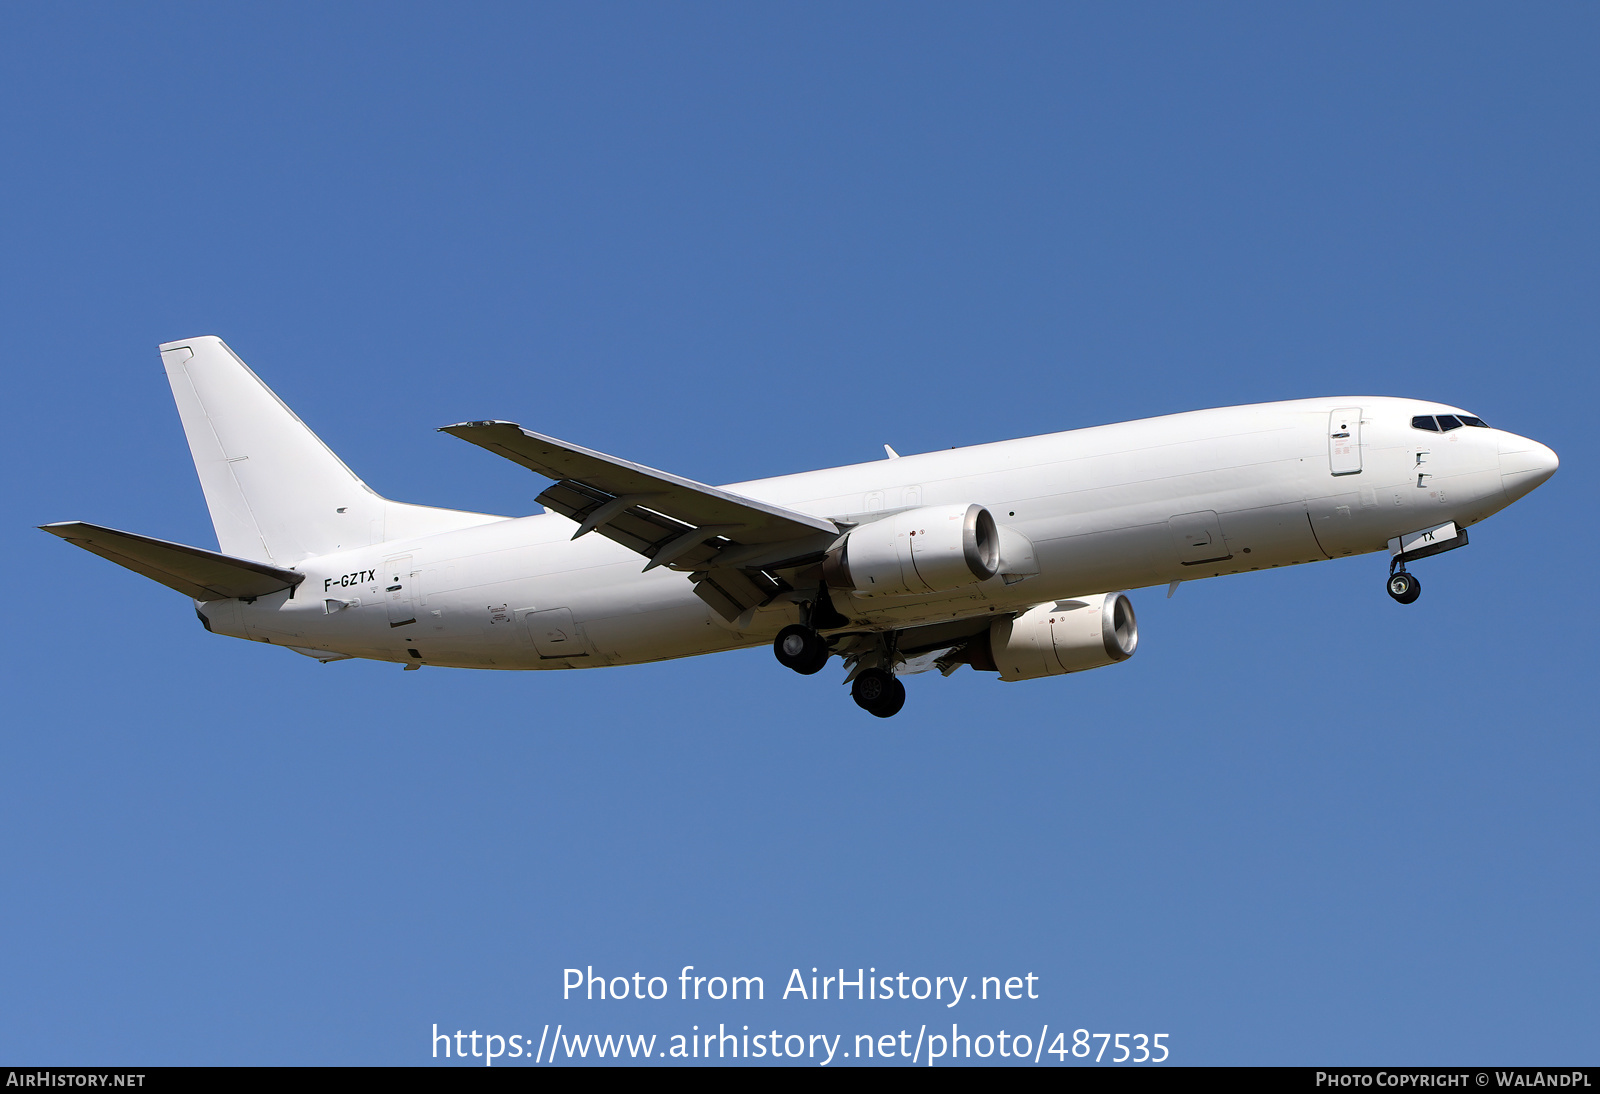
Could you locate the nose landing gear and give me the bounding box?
[1384,521,1470,604]
[1387,560,1422,604]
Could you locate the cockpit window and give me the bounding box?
[1414,413,1489,431]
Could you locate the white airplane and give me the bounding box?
[44,337,1558,717]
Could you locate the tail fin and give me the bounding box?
[160,337,501,564]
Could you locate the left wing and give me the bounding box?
[440,420,842,618]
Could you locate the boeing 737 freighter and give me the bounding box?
[44,337,1558,717]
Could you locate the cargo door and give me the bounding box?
[524,607,590,659]
[1328,408,1363,475]
[1168,510,1233,566]
[383,554,417,628]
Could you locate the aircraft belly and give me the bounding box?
[451,558,736,669]
[581,603,734,665]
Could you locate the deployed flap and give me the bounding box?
[41,521,305,601]
[440,420,842,619]
[440,420,837,567]
[440,421,835,542]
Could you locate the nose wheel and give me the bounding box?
[851,667,906,718]
[773,624,829,674]
[1387,567,1421,604]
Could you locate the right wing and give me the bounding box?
[440,420,844,618]
[41,522,306,602]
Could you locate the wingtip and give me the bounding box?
[439,419,519,432]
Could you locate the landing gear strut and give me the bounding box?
[1387,559,1421,604]
[851,667,906,718]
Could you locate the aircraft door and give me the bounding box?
[524,607,591,659]
[384,555,417,628]
[1328,408,1363,475]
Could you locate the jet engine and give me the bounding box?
[965,592,1138,681]
[824,503,1000,597]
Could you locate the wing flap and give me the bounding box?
[439,421,837,545]
[41,521,305,601]
[688,568,788,621]
[440,420,845,614]
[441,421,840,587]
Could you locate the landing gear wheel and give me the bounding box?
[851,668,907,718]
[1387,571,1421,604]
[773,624,829,675]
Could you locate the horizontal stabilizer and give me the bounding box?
[40,521,306,601]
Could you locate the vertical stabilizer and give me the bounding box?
[160,337,499,564]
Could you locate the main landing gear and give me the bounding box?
[773,590,907,718]
[773,623,829,675]
[850,667,906,719]
[774,588,915,716]
[773,623,905,716]
[772,588,849,676]
[1387,559,1421,604]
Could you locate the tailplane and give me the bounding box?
[161,337,500,564]
[40,521,305,601]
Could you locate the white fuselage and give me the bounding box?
[198,397,1553,670]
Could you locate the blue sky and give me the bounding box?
[2,2,1594,1066]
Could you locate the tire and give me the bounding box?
[773,624,829,674]
[876,676,907,718]
[1387,571,1421,604]
[851,668,907,718]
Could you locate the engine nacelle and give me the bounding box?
[971,592,1138,681]
[824,503,1000,597]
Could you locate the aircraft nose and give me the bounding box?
[1498,434,1559,503]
